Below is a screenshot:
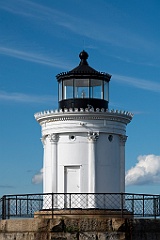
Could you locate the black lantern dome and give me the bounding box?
[56,50,111,110]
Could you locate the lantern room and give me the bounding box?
[56,50,111,110]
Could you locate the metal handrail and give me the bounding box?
[0,193,159,220]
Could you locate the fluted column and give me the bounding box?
[49,133,59,193]
[41,135,48,194]
[41,135,50,209]
[119,135,127,192]
[88,132,99,193]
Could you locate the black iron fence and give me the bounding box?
[0,193,159,219]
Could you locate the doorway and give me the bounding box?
[64,166,80,193]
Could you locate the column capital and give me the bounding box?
[119,135,127,146]
[49,133,59,143]
[88,132,99,141]
[41,135,48,146]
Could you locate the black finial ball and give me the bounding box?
[79,50,89,60]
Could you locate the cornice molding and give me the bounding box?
[35,108,133,125]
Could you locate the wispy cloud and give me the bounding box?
[32,168,43,184]
[0,185,15,189]
[113,74,160,93]
[111,55,160,68]
[0,0,157,52]
[0,46,72,69]
[0,91,57,104]
[0,0,47,19]
[125,155,160,186]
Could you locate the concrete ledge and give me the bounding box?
[34,209,133,219]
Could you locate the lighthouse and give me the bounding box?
[34,51,132,209]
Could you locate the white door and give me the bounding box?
[64,166,80,193]
[64,166,80,208]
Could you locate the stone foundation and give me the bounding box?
[0,217,160,240]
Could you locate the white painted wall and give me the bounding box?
[35,109,132,208]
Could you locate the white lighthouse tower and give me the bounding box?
[35,51,132,209]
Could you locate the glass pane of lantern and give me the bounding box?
[90,79,103,99]
[63,79,73,99]
[74,79,89,98]
[58,81,62,101]
[104,81,109,101]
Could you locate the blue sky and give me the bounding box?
[0,0,160,196]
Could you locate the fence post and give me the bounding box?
[30,199,33,217]
[27,195,29,216]
[153,197,156,219]
[121,193,123,218]
[143,194,145,217]
[20,199,21,217]
[69,194,71,209]
[153,197,159,219]
[52,193,54,219]
[131,195,134,215]
[2,196,6,220]
[7,198,10,219]
[16,196,18,216]
[159,195,160,217]
[103,193,106,209]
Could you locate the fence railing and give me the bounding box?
[0,193,159,219]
